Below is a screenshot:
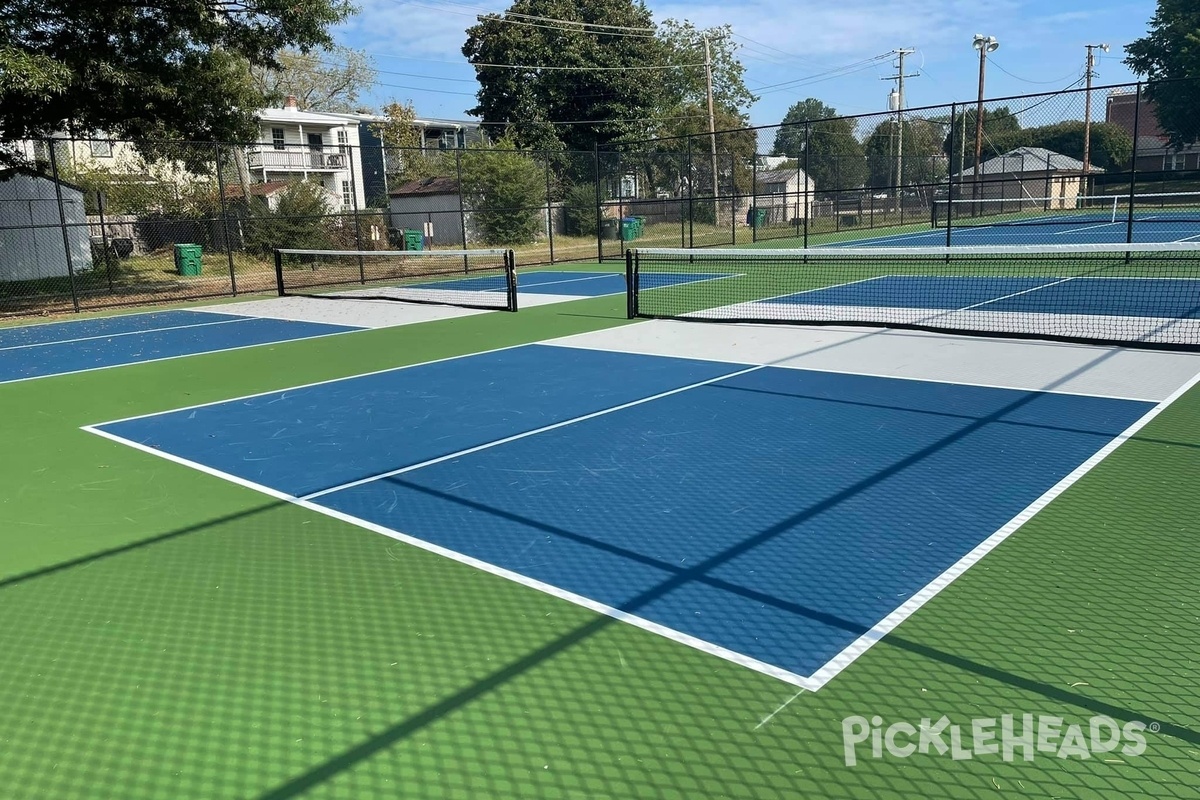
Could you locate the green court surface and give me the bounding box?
[1,276,1199,799]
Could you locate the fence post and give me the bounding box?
[750,155,758,244]
[729,154,736,246]
[46,142,80,312]
[945,103,956,248]
[593,144,604,262]
[1126,82,1142,245]
[544,155,555,264]
[456,148,469,273]
[686,137,695,249]
[214,144,238,295]
[94,190,115,292]
[347,146,365,283]
[678,153,686,248]
[802,123,810,249]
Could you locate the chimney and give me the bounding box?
[284,95,299,111]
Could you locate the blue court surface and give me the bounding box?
[830,218,1200,249]
[91,343,1154,686]
[0,309,360,383]
[776,275,1200,318]
[415,270,729,297]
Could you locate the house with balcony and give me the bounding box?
[249,97,368,210]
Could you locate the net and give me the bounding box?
[627,244,1200,350]
[932,192,1200,228]
[274,249,518,312]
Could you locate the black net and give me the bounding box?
[628,244,1200,350]
[275,248,517,311]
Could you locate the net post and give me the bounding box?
[347,147,366,284]
[505,250,518,312]
[625,248,636,318]
[46,141,80,312]
[1126,82,1142,249]
[274,249,285,296]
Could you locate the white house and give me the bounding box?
[249,97,368,211]
[0,169,93,281]
[750,167,816,224]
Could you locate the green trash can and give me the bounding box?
[403,229,424,251]
[174,244,202,277]
[620,218,639,241]
[753,209,767,229]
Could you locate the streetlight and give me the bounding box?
[1083,43,1110,176]
[972,34,999,206]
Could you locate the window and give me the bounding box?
[766,182,787,195]
[89,139,112,158]
[342,180,352,209]
[337,130,349,153]
[271,128,285,150]
[1166,152,1186,171]
[438,131,457,150]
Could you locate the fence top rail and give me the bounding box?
[635,243,1200,258]
[275,248,510,257]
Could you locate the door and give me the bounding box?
[307,133,324,168]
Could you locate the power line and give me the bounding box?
[990,59,1082,85]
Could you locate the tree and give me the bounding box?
[372,101,447,186]
[0,0,354,147]
[251,46,376,113]
[463,0,669,153]
[457,137,545,245]
[244,181,336,255]
[1022,121,1133,172]
[863,118,948,187]
[772,98,839,158]
[656,21,756,121]
[942,106,1022,171]
[1125,0,1200,146]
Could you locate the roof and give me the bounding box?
[223,181,290,199]
[255,106,360,126]
[758,168,811,185]
[955,147,1102,177]
[389,176,460,197]
[0,167,86,194]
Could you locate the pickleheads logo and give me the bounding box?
[841,714,1154,766]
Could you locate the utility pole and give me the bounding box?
[1082,43,1109,176]
[703,35,720,210]
[883,48,917,202]
[971,34,999,206]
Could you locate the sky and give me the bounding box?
[335,0,1159,129]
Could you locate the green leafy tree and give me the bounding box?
[372,101,448,186]
[942,106,1022,171]
[0,0,354,148]
[458,137,545,245]
[863,118,948,187]
[251,46,377,113]
[463,0,669,153]
[772,98,839,158]
[802,117,868,192]
[1125,0,1200,146]
[656,21,757,121]
[1021,121,1134,171]
[244,180,335,255]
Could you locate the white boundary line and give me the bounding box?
[300,363,765,500]
[638,242,1200,257]
[805,366,1200,690]
[80,345,1200,693]
[0,324,366,387]
[0,316,254,352]
[955,277,1079,311]
[80,422,818,691]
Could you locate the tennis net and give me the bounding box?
[627,244,1200,350]
[274,249,518,311]
[931,192,1200,228]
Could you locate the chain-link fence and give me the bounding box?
[3,79,1198,316]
